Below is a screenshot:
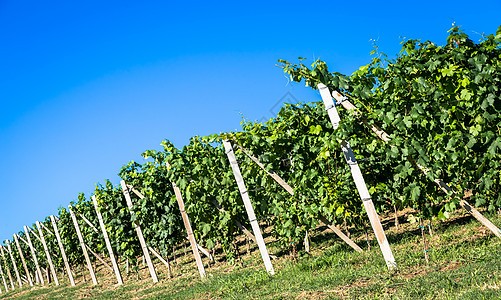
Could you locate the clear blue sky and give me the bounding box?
[1,0,499,242]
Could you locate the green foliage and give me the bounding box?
[279,25,501,220]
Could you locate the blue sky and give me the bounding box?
[1,0,500,242]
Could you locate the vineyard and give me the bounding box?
[1,26,500,299]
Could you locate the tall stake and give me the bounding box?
[318,83,396,269]
[12,235,33,286]
[0,246,15,289]
[49,215,75,286]
[120,180,158,283]
[223,140,275,275]
[91,196,123,285]
[172,183,206,278]
[0,259,8,291]
[36,222,59,286]
[23,226,44,285]
[419,218,430,264]
[69,206,98,285]
[5,241,22,287]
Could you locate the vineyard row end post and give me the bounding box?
[69,206,98,285]
[223,140,275,275]
[172,182,207,279]
[13,234,33,286]
[23,226,44,285]
[36,221,59,286]
[0,258,9,291]
[49,215,75,286]
[91,196,123,285]
[5,241,22,287]
[318,83,397,270]
[120,180,158,283]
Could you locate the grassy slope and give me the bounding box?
[1,210,500,299]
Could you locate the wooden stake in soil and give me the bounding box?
[0,246,15,289]
[394,205,400,230]
[172,246,178,267]
[36,221,59,286]
[13,234,33,286]
[5,241,22,287]
[304,231,310,253]
[120,180,158,283]
[81,262,85,282]
[223,140,275,275]
[148,246,172,279]
[172,182,206,278]
[318,83,396,270]
[85,244,113,272]
[23,226,44,286]
[419,219,430,264]
[428,220,434,237]
[233,240,243,267]
[69,206,98,285]
[91,195,123,285]
[0,259,9,291]
[49,215,75,286]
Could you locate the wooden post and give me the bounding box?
[329,89,501,240]
[84,244,113,272]
[36,221,59,286]
[0,246,15,289]
[13,235,33,286]
[120,180,158,283]
[0,259,8,291]
[318,83,396,270]
[69,206,98,285]
[5,241,22,287]
[91,196,123,285]
[223,140,275,275]
[147,246,172,279]
[172,183,206,278]
[23,226,44,285]
[304,230,310,253]
[236,144,363,253]
[49,215,75,286]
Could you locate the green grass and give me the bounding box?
[1,211,500,299]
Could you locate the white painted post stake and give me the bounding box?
[91,195,123,285]
[5,241,22,287]
[318,83,396,270]
[120,180,158,283]
[13,235,33,286]
[147,246,172,278]
[0,259,8,291]
[223,140,275,275]
[69,206,98,285]
[23,226,44,285]
[49,215,75,286]
[0,246,15,289]
[172,183,206,279]
[36,221,59,286]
